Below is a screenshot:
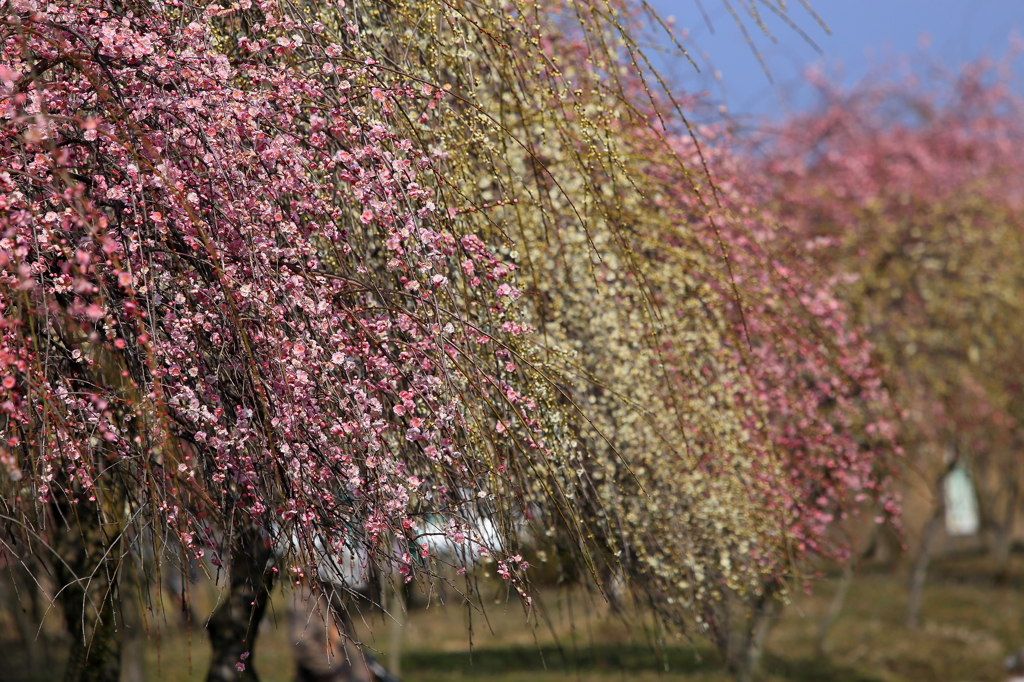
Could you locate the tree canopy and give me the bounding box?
[0,1,896,679]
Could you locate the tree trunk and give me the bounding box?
[711,584,782,682]
[119,577,146,682]
[0,561,45,667]
[906,452,959,631]
[816,561,854,657]
[905,504,943,630]
[816,528,878,656]
[52,501,123,682]
[289,584,373,682]
[734,587,782,682]
[206,525,277,682]
[164,551,197,626]
[993,482,1018,583]
[386,580,405,679]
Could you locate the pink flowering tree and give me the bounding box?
[0,2,567,679]
[758,58,1024,629]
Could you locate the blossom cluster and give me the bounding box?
[0,0,545,583]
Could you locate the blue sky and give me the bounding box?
[645,0,1024,122]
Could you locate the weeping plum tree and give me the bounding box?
[759,60,1024,631]
[0,4,557,678]
[376,12,898,674]
[0,0,896,680]
[596,123,899,680]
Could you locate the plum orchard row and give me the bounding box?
[0,1,895,681]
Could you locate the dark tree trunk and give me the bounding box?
[51,500,123,682]
[119,573,146,682]
[289,584,373,682]
[0,560,46,667]
[710,583,782,682]
[206,525,277,682]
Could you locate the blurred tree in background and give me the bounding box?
[760,58,1024,633]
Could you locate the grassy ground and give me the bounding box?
[2,554,1023,682]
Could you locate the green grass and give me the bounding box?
[3,554,1024,681]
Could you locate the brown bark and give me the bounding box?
[710,583,783,682]
[905,504,943,630]
[993,481,1018,582]
[0,561,46,667]
[816,528,878,656]
[735,587,782,682]
[905,451,959,630]
[289,585,372,682]
[51,499,124,682]
[205,525,277,682]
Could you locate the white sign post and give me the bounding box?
[944,467,980,536]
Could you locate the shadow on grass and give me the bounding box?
[0,638,67,682]
[0,638,885,682]
[763,653,884,682]
[404,645,883,682]
[405,643,716,675]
